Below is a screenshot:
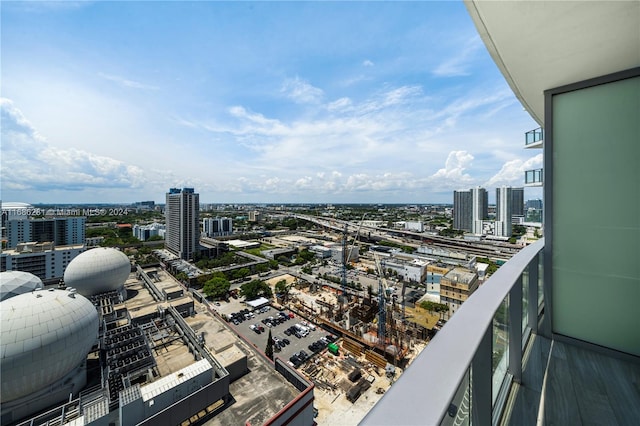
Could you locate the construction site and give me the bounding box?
[262,224,445,421]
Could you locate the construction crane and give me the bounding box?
[373,252,388,346]
[340,215,367,311]
[340,223,349,308]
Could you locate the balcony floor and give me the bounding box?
[506,335,640,425]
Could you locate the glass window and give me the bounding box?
[492,296,509,405]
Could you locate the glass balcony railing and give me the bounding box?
[525,168,543,185]
[361,239,545,426]
[525,127,544,146]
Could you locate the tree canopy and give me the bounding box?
[203,276,230,299]
[240,279,272,300]
[265,329,274,360]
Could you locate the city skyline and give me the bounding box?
[1,1,542,204]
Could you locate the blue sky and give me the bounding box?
[1,1,542,204]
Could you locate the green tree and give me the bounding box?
[203,276,230,299]
[513,225,526,236]
[255,263,270,273]
[232,267,251,280]
[275,279,292,302]
[282,217,298,230]
[175,272,189,283]
[265,329,274,360]
[240,280,272,300]
[297,249,316,262]
[275,279,288,294]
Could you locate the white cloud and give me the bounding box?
[484,154,543,187]
[281,76,324,104]
[1,98,147,193]
[295,176,313,189]
[428,150,475,189]
[327,97,352,111]
[362,59,374,67]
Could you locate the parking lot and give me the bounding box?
[225,305,335,368]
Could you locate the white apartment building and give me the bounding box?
[0,242,85,282]
[133,223,166,241]
[495,186,513,237]
[203,217,233,237]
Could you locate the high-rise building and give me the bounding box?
[453,190,472,231]
[453,187,487,234]
[165,188,199,261]
[495,186,513,237]
[511,187,524,216]
[203,217,233,237]
[5,217,86,249]
[471,187,488,234]
[525,199,543,210]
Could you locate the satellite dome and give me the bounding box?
[0,289,99,403]
[0,271,44,302]
[64,248,130,296]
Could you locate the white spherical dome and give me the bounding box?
[0,289,99,402]
[64,248,131,296]
[0,271,44,302]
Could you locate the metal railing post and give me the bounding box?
[527,254,539,332]
[472,326,492,425]
[509,276,523,383]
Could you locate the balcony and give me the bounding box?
[525,168,543,186]
[361,238,640,425]
[525,127,544,149]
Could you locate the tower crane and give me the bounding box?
[340,215,367,310]
[373,252,389,346]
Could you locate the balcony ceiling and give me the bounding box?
[465,0,640,125]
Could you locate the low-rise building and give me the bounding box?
[404,221,424,232]
[331,245,359,263]
[309,245,332,259]
[133,222,166,241]
[440,267,479,317]
[381,257,427,283]
[85,236,105,247]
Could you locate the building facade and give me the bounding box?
[165,188,199,261]
[382,257,427,283]
[5,217,86,249]
[453,190,472,231]
[203,217,233,237]
[453,188,488,234]
[133,223,166,241]
[471,187,488,235]
[439,267,479,317]
[495,186,513,237]
[0,242,85,282]
[511,187,524,217]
